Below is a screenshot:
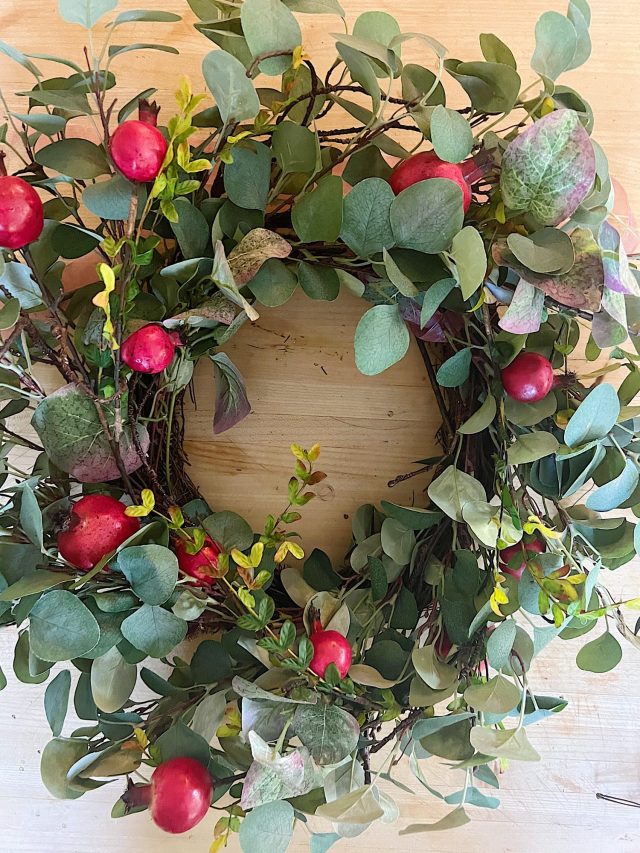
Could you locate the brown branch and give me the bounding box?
[369,708,424,754]
[246,49,294,79]
[415,338,456,440]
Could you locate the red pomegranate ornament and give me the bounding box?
[109,100,168,183]
[123,758,213,834]
[388,150,472,212]
[0,152,44,250]
[57,494,140,570]
[174,534,222,585]
[501,352,555,402]
[120,324,179,374]
[309,629,353,679]
[499,537,545,580]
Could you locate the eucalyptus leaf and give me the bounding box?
[202,50,260,124]
[470,725,540,761]
[436,348,472,388]
[120,605,187,658]
[458,395,497,434]
[238,800,295,853]
[29,591,100,662]
[576,631,623,673]
[211,352,251,434]
[44,670,72,736]
[116,545,179,605]
[565,383,619,447]
[241,0,301,76]
[354,304,410,376]
[83,174,136,221]
[531,11,578,81]
[507,431,559,464]
[90,646,137,713]
[420,277,456,327]
[430,105,473,164]
[391,179,464,254]
[58,0,117,29]
[464,674,520,714]
[427,465,486,521]
[340,177,395,258]
[292,175,343,243]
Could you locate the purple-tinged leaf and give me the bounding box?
[492,228,603,311]
[500,109,596,226]
[399,298,447,342]
[211,353,251,434]
[499,279,545,333]
[31,384,148,483]
[599,221,640,296]
[592,289,627,348]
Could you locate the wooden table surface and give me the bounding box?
[1,0,640,851]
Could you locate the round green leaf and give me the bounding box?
[354,304,410,375]
[449,226,487,300]
[390,178,464,254]
[248,259,298,307]
[202,49,260,125]
[241,0,301,76]
[202,510,253,550]
[298,262,339,301]
[44,670,72,737]
[531,11,578,81]
[430,105,473,164]
[292,703,360,765]
[464,674,520,714]
[90,646,137,713]
[340,177,395,258]
[116,544,178,605]
[576,630,623,673]
[120,604,187,658]
[238,800,295,853]
[29,591,100,662]
[40,738,89,800]
[292,175,343,243]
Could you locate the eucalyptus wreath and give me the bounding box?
[0,0,639,849]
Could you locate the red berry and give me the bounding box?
[137,758,213,834]
[501,352,555,403]
[309,629,352,679]
[109,118,167,183]
[388,151,472,212]
[121,324,178,374]
[499,538,545,580]
[57,494,140,570]
[0,154,44,250]
[174,535,222,585]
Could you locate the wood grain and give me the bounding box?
[1,0,640,850]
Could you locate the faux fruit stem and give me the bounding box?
[121,779,153,810]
